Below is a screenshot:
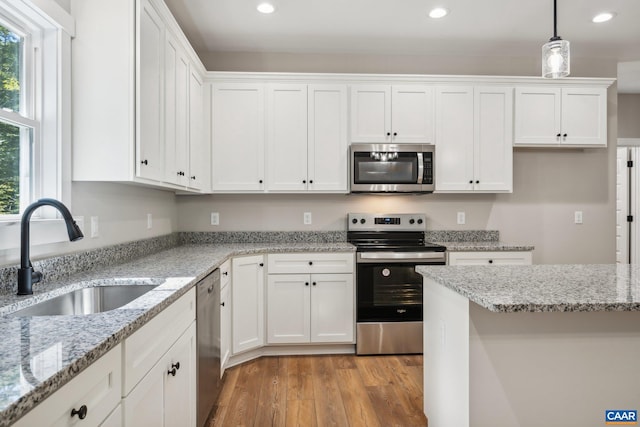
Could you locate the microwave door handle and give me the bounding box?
[417,152,424,184]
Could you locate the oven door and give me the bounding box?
[356,253,445,322]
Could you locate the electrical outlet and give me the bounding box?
[457,212,466,225]
[303,212,312,225]
[574,211,583,224]
[147,213,153,229]
[211,212,220,226]
[90,216,99,238]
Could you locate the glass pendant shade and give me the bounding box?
[542,38,570,78]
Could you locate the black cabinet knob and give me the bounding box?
[386,132,391,136]
[312,282,317,286]
[191,176,196,180]
[305,282,309,286]
[71,405,88,420]
[469,180,473,184]
[393,132,398,136]
[476,180,479,184]
[563,133,567,138]
[308,261,313,266]
[259,263,264,267]
[488,260,493,264]
[223,271,228,276]
[303,180,306,184]
[141,159,148,165]
[168,362,181,376]
[309,180,313,184]
[556,133,561,138]
[221,301,225,306]
[259,179,263,184]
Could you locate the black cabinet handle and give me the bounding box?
[476,180,479,184]
[207,286,213,293]
[563,133,567,138]
[469,180,473,184]
[303,180,306,184]
[223,271,228,276]
[386,132,391,136]
[168,362,180,376]
[221,301,225,306]
[309,180,313,184]
[259,179,263,184]
[71,405,88,420]
[308,261,313,266]
[305,282,309,286]
[556,133,561,138]
[393,132,397,136]
[191,176,196,180]
[141,159,148,165]
[312,282,317,286]
[259,263,264,267]
[488,260,493,264]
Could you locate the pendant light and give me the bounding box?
[542,0,570,78]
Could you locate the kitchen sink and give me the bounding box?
[10,284,159,316]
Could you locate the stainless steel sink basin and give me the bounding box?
[10,285,158,316]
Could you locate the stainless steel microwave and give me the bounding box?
[350,143,435,193]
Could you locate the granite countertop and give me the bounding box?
[440,241,535,252]
[417,264,640,313]
[0,242,355,426]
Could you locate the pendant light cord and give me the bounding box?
[553,0,558,38]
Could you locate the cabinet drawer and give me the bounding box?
[267,252,354,274]
[122,288,195,396]
[220,259,231,289]
[14,344,122,427]
[447,251,532,266]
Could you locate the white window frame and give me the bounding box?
[0,0,75,254]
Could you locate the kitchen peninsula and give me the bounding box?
[418,264,640,427]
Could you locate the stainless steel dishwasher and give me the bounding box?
[196,269,222,427]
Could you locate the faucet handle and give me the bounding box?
[32,271,43,284]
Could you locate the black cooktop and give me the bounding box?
[347,231,446,252]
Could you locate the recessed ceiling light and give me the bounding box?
[257,2,275,14]
[428,7,448,19]
[592,12,616,23]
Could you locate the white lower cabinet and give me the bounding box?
[266,253,355,345]
[220,259,231,375]
[232,255,265,354]
[448,251,533,265]
[123,322,196,427]
[122,288,196,427]
[14,344,122,427]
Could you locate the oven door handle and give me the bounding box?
[358,252,446,262]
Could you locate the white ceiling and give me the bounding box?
[164,0,640,89]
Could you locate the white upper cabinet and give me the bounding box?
[307,85,349,192]
[266,84,308,191]
[211,83,265,191]
[71,0,207,192]
[188,69,206,190]
[350,84,434,144]
[514,86,607,147]
[435,86,513,193]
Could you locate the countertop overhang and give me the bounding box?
[418,264,640,313]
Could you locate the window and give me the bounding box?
[0,0,74,251]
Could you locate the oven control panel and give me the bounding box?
[348,213,427,231]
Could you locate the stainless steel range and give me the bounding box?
[347,213,446,355]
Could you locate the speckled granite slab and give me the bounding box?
[441,241,535,251]
[179,231,347,244]
[425,230,499,242]
[0,242,355,426]
[417,264,640,313]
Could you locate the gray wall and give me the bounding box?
[618,94,640,138]
[177,53,619,265]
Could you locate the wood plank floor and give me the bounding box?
[207,354,427,427]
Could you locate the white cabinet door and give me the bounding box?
[448,251,533,265]
[220,281,231,375]
[350,85,392,143]
[136,0,165,181]
[474,87,513,192]
[212,84,265,191]
[266,84,308,191]
[100,404,123,427]
[14,345,122,427]
[164,32,189,186]
[561,87,607,146]
[435,86,474,191]
[164,322,196,427]
[188,69,206,190]
[514,87,561,146]
[267,274,311,343]
[232,255,265,353]
[391,85,434,144]
[307,85,349,192]
[310,273,354,343]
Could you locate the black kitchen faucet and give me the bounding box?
[17,198,84,295]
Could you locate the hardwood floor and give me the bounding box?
[207,354,427,427]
